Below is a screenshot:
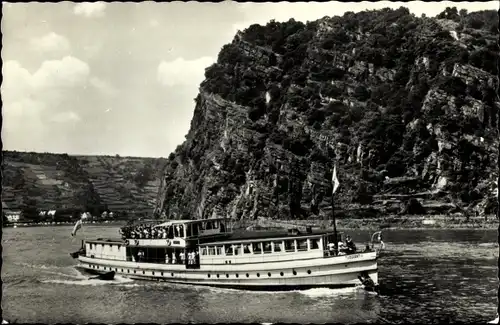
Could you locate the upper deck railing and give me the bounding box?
[119,218,231,242]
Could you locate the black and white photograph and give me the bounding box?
[1,1,499,324]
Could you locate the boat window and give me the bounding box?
[208,246,216,255]
[225,245,233,256]
[310,238,320,250]
[174,226,180,238]
[201,247,208,255]
[213,220,219,229]
[206,221,213,230]
[284,240,295,252]
[186,224,192,237]
[273,241,283,253]
[263,241,272,254]
[233,244,241,255]
[252,242,262,254]
[243,244,252,254]
[215,246,222,255]
[297,239,308,251]
[192,223,199,236]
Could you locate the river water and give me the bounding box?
[2,226,498,324]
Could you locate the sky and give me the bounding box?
[2,1,498,157]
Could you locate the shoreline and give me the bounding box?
[241,216,500,231]
[3,220,126,228]
[4,218,498,231]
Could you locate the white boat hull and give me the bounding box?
[77,252,378,290]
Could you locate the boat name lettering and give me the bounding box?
[166,240,171,246]
[173,240,180,245]
[345,254,361,260]
[134,239,139,246]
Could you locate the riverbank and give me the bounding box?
[242,214,499,231]
[4,215,498,230]
[3,220,126,228]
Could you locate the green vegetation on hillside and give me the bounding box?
[2,151,168,217]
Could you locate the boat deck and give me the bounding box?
[207,229,339,245]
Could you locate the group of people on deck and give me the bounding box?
[328,235,359,255]
[164,250,199,265]
[135,249,199,265]
[120,223,185,240]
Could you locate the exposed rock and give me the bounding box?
[155,8,499,220]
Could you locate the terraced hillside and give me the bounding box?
[2,151,168,214]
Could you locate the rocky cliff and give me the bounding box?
[155,7,499,221]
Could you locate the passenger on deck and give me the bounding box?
[328,242,336,256]
[138,250,145,262]
[345,235,357,254]
[338,242,347,255]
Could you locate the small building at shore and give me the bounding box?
[4,210,24,223]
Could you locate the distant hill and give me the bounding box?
[2,151,168,215]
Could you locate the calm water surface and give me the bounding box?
[2,226,498,324]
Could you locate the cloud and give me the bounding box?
[50,111,81,123]
[73,2,106,18]
[157,56,215,87]
[30,32,70,55]
[32,56,90,90]
[90,77,118,96]
[149,19,160,27]
[2,61,33,102]
[1,56,91,151]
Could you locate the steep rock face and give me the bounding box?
[156,8,499,220]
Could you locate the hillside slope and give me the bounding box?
[155,7,499,221]
[2,151,168,214]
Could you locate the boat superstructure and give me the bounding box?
[74,218,383,290]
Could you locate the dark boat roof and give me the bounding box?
[202,229,341,246]
[87,238,125,244]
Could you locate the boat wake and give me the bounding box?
[295,287,361,298]
[180,284,365,297]
[40,274,138,287]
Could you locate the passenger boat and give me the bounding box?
[72,218,384,290]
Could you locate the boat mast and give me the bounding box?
[331,180,338,254]
[330,140,340,255]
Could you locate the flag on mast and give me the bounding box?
[332,165,340,194]
[71,219,83,237]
